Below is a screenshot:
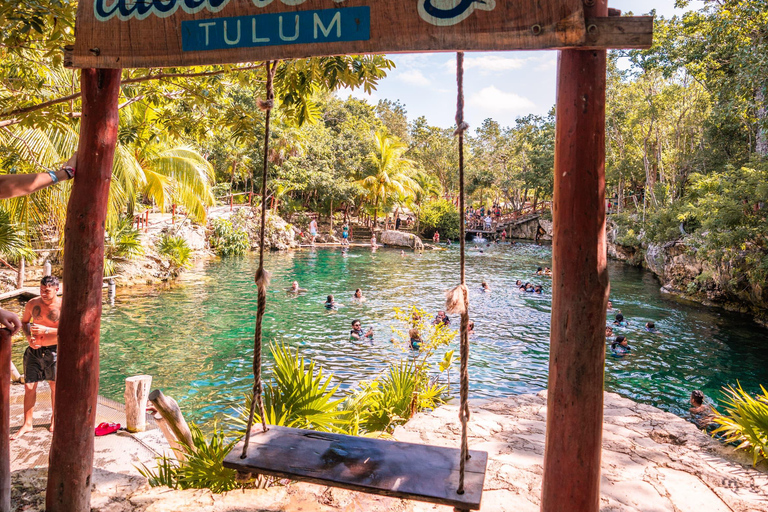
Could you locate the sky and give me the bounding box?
[340,0,706,130]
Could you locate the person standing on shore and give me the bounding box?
[309,218,318,246]
[12,276,62,439]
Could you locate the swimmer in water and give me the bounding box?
[534,285,543,294]
[350,319,374,341]
[353,288,365,302]
[610,335,631,356]
[524,282,534,293]
[688,390,714,428]
[645,321,657,333]
[481,281,490,293]
[605,326,614,337]
[468,319,475,335]
[607,300,614,310]
[400,250,405,257]
[515,280,522,287]
[409,328,422,350]
[324,295,341,310]
[613,313,627,326]
[544,267,552,276]
[535,267,544,275]
[433,310,450,326]
[286,281,307,294]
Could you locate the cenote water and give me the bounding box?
[44,243,768,427]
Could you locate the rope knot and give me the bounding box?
[453,121,469,137]
[445,284,468,315]
[257,98,274,111]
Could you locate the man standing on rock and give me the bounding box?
[12,276,61,439]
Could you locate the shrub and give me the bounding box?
[210,218,250,256]
[419,199,460,240]
[138,422,242,492]
[711,383,768,465]
[104,217,144,277]
[157,234,192,275]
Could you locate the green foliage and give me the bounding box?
[209,218,249,257]
[138,422,242,492]
[103,217,144,277]
[157,235,192,274]
[419,199,460,240]
[712,383,768,465]
[0,208,33,262]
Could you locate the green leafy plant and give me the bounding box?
[157,234,192,275]
[232,343,349,432]
[419,199,460,240]
[137,422,241,493]
[0,208,33,263]
[103,217,144,277]
[209,218,250,256]
[711,383,768,465]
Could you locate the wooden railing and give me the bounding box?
[466,201,552,231]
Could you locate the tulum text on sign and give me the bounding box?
[69,0,653,69]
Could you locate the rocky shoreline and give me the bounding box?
[11,390,767,511]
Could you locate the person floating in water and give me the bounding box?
[613,313,627,326]
[524,282,534,293]
[610,335,631,355]
[324,295,341,310]
[535,267,544,275]
[433,310,450,326]
[350,319,374,341]
[481,281,490,293]
[607,300,614,310]
[409,328,422,350]
[645,321,658,333]
[605,326,614,337]
[286,281,307,294]
[534,285,543,294]
[468,319,475,335]
[353,288,365,302]
[446,238,452,246]
[689,390,714,429]
[515,279,522,287]
[543,267,552,276]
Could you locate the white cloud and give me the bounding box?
[396,69,431,87]
[443,55,528,73]
[468,86,535,113]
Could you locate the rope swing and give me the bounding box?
[445,51,472,496]
[241,59,278,459]
[232,55,481,511]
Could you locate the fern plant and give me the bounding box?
[157,234,192,276]
[103,217,143,277]
[711,383,768,465]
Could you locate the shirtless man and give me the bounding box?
[13,276,61,438]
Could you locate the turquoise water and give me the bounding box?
[91,243,768,426]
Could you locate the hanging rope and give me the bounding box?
[445,51,471,497]
[241,60,278,459]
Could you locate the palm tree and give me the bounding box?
[356,130,420,227]
[410,171,442,233]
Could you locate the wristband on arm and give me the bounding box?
[47,170,59,184]
[62,166,75,179]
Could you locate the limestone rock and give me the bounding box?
[378,230,424,250]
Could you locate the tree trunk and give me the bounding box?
[329,199,334,235]
[124,376,152,433]
[0,328,11,512]
[47,68,121,512]
[542,4,608,510]
[15,258,24,289]
[757,85,768,157]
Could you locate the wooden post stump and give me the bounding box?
[124,375,152,433]
[46,67,121,512]
[148,389,194,451]
[9,362,21,384]
[15,258,24,290]
[0,328,11,512]
[541,1,609,511]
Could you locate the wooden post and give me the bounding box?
[46,68,121,512]
[145,210,149,232]
[0,328,11,512]
[124,375,152,433]
[148,389,194,450]
[541,1,609,511]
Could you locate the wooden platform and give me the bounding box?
[0,287,39,303]
[223,426,488,510]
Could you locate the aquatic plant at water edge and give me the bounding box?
[157,234,192,275]
[137,422,241,493]
[711,383,768,465]
[231,343,350,433]
[209,218,250,256]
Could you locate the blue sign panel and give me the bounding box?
[181,6,370,52]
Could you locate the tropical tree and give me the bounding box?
[357,130,420,226]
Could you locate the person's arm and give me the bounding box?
[0,308,21,335]
[366,328,374,338]
[20,302,40,348]
[350,331,361,340]
[0,154,76,200]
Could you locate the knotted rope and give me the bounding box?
[445,51,471,499]
[241,60,278,459]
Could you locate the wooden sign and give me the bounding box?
[71,0,594,69]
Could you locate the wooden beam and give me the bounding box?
[148,389,194,450]
[0,328,11,512]
[541,0,609,510]
[581,16,654,50]
[46,68,121,512]
[124,375,152,433]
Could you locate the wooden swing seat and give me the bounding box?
[223,425,488,510]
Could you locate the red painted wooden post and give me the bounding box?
[46,68,121,512]
[0,328,10,512]
[145,210,149,232]
[541,0,609,511]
